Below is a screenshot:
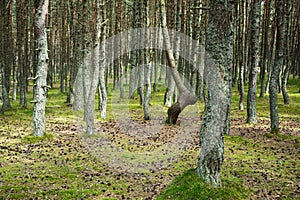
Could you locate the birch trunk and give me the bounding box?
[98,1,107,119]
[32,0,49,137]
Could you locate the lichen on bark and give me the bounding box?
[197,0,234,187]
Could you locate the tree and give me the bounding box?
[269,0,284,133]
[197,0,234,186]
[246,0,261,124]
[0,0,12,114]
[236,0,246,110]
[160,0,197,125]
[82,0,103,134]
[32,0,49,137]
[143,0,151,120]
[98,0,108,119]
[260,0,271,98]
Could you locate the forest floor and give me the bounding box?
[0,80,299,199]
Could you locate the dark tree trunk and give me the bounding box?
[260,0,271,98]
[269,0,284,133]
[247,0,261,124]
[1,1,12,113]
[281,1,291,105]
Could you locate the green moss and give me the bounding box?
[21,132,54,143]
[157,169,251,200]
[0,79,299,199]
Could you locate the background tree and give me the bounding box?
[246,0,261,124]
[259,0,271,98]
[269,0,284,133]
[160,0,198,125]
[0,0,12,114]
[98,0,108,119]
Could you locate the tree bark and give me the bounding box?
[83,0,102,134]
[1,1,12,113]
[98,0,107,119]
[269,0,284,133]
[260,0,271,98]
[246,0,261,124]
[128,0,138,99]
[160,0,197,125]
[32,0,49,137]
[197,0,234,187]
[281,1,291,105]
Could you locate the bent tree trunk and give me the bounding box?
[33,0,49,137]
[160,0,197,125]
[197,0,234,186]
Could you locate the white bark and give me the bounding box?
[98,4,107,119]
[32,0,49,137]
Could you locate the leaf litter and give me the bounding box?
[0,112,299,199]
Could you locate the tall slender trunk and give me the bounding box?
[98,0,107,119]
[129,0,138,99]
[83,0,101,134]
[281,1,291,105]
[260,0,270,98]
[143,0,151,120]
[1,1,12,113]
[266,18,276,95]
[32,0,49,137]
[247,0,261,124]
[269,0,284,133]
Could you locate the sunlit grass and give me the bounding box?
[0,77,299,199]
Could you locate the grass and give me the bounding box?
[157,169,250,200]
[0,77,299,199]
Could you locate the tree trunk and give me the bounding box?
[144,63,151,120]
[1,1,12,113]
[164,68,175,107]
[269,0,284,133]
[98,0,107,119]
[32,0,49,137]
[143,0,151,120]
[281,1,291,105]
[197,0,234,187]
[246,0,261,124]
[128,0,138,99]
[260,0,271,98]
[266,18,277,95]
[83,1,101,134]
[160,0,197,125]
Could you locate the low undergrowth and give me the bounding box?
[0,79,299,199]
